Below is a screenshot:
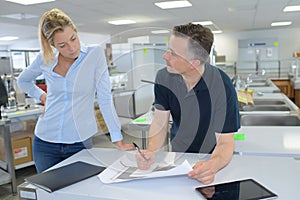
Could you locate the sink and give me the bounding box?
[241,115,300,126]
[251,79,267,83]
[253,99,286,105]
[248,82,269,87]
[241,105,291,111]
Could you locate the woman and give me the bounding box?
[17,8,134,173]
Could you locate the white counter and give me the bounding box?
[19,148,300,200]
[235,126,300,158]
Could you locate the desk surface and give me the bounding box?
[27,148,300,200]
[235,126,300,157]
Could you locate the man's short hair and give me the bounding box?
[172,23,214,62]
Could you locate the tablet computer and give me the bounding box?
[195,178,277,200]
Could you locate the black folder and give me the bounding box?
[25,161,106,193]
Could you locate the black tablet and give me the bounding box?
[195,179,277,200]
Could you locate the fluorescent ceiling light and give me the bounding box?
[0,13,38,20]
[212,30,223,34]
[0,36,19,41]
[155,0,192,9]
[192,21,213,26]
[283,5,300,12]
[108,20,136,25]
[5,0,55,5]
[271,21,292,27]
[151,30,170,34]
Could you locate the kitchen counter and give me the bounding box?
[240,92,299,115]
[236,86,300,156]
[254,92,298,110]
[235,126,300,158]
[247,78,281,93]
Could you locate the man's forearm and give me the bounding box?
[210,133,234,171]
[147,121,168,152]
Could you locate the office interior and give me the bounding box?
[1,0,300,199]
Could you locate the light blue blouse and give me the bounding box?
[17,44,123,143]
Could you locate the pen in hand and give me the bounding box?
[132,142,148,161]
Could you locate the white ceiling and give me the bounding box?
[1,0,300,46]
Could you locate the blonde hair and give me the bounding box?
[39,8,77,66]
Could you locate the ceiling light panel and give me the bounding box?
[212,30,223,34]
[5,0,55,5]
[271,21,292,27]
[154,0,192,9]
[108,20,136,25]
[283,5,300,12]
[0,13,38,20]
[0,36,19,41]
[151,30,170,34]
[192,21,213,26]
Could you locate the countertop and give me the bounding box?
[19,148,300,200]
[235,126,300,157]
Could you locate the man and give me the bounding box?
[136,23,240,184]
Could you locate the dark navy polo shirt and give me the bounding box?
[154,63,240,153]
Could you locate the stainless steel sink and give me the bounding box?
[251,79,267,83]
[248,82,269,87]
[253,99,286,105]
[241,105,291,111]
[241,115,300,126]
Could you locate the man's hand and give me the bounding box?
[136,150,155,170]
[114,141,135,151]
[188,159,217,184]
[189,133,234,184]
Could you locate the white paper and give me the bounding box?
[98,154,193,184]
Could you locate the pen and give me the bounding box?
[132,142,148,161]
